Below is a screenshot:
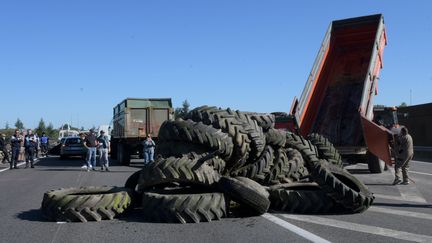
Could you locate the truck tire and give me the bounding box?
[367,151,385,173]
[118,143,130,166]
[158,119,234,160]
[307,133,343,167]
[41,186,133,222]
[110,140,117,159]
[141,187,226,223]
[217,176,270,215]
[310,160,374,213]
[230,145,274,181]
[136,155,221,192]
[268,183,338,214]
[245,113,275,131]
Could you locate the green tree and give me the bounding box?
[46,122,56,139]
[35,118,46,135]
[5,122,9,129]
[399,102,408,107]
[174,100,190,119]
[15,118,24,130]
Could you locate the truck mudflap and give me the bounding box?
[360,115,392,165]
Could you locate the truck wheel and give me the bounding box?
[141,187,226,223]
[217,176,270,215]
[110,140,117,159]
[367,151,385,173]
[118,144,130,166]
[41,186,133,222]
[265,128,287,147]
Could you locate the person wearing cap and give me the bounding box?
[83,129,98,171]
[142,134,156,164]
[393,126,414,185]
[0,133,10,164]
[97,130,110,171]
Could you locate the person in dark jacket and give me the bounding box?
[40,132,49,157]
[83,129,98,171]
[97,130,110,171]
[142,134,156,164]
[0,134,10,164]
[10,130,23,169]
[393,127,414,185]
[24,129,37,168]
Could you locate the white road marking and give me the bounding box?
[410,171,432,176]
[281,214,432,243]
[374,193,427,203]
[262,213,331,243]
[385,167,428,203]
[0,162,27,172]
[368,206,432,221]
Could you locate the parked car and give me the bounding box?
[60,136,87,159]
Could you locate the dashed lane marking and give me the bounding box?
[374,193,427,203]
[262,213,331,243]
[281,214,432,243]
[368,206,432,221]
[410,171,432,176]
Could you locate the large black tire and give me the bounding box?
[265,128,286,147]
[41,186,133,222]
[155,141,207,159]
[268,183,338,214]
[307,133,343,167]
[158,119,234,160]
[285,132,319,168]
[367,151,385,173]
[186,106,251,168]
[218,176,270,215]
[310,160,374,213]
[141,187,226,223]
[137,155,221,192]
[285,148,309,182]
[263,148,290,185]
[244,113,275,131]
[110,140,118,159]
[230,146,274,181]
[118,143,131,166]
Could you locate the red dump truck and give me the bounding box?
[275,14,394,173]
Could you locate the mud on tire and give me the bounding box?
[41,186,133,222]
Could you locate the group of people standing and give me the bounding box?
[81,129,110,172]
[0,129,50,169]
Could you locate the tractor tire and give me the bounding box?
[218,176,270,215]
[268,183,338,214]
[245,113,275,131]
[285,148,309,182]
[136,155,221,192]
[41,186,133,222]
[285,132,319,168]
[307,133,343,167]
[367,151,385,173]
[158,119,234,160]
[265,128,287,147]
[263,148,290,185]
[155,141,207,159]
[141,187,226,223]
[310,160,374,213]
[230,145,274,181]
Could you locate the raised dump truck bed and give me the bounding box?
[287,14,391,172]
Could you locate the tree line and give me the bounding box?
[1,118,59,141]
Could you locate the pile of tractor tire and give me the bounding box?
[40,106,374,223]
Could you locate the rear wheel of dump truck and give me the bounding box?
[110,139,117,159]
[118,143,131,166]
[367,151,385,173]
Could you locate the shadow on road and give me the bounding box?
[16,209,49,222]
[373,202,432,209]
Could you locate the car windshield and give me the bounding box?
[64,138,81,145]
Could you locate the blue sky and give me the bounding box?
[1,1,431,129]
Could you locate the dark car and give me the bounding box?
[60,136,87,159]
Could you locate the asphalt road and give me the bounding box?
[0,157,431,243]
